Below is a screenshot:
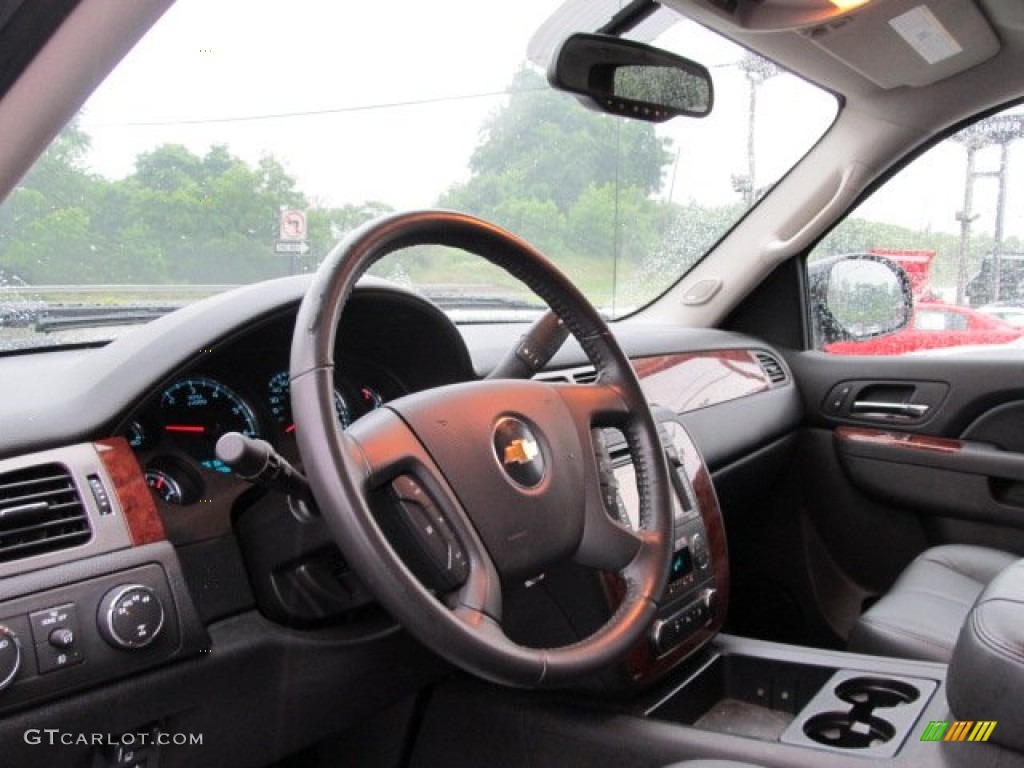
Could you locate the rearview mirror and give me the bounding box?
[548,33,713,123]
[809,254,914,345]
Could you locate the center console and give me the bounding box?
[410,633,959,768]
[595,407,729,689]
[646,640,943,760]
[588,409,951,763]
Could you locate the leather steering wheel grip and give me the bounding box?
[289,210,673,687]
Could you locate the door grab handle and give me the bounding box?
[850,401,930,418]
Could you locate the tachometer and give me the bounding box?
[159,376,259,472]
[267,370,350,432]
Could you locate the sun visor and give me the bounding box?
[800,0,1000,88]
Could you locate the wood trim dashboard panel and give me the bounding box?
[634,351,771,414]
[95,437,166,546]
[594,349,780,688]
[606,420,730,688]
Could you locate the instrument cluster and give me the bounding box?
[113,287,476,528]
[125,352,404,507]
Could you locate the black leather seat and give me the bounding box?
[948,558,1024,753]
[848,544,1019,662]
[663,762,764,767]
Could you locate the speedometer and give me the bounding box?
[267,370,350,432]
[159,376,259,472]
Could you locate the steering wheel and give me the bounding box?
[290,210,673,687]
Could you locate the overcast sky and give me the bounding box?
[80,0,567,209]
[77,1,834,208]
[76,0,1022,244]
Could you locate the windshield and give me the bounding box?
[0,0,836,351]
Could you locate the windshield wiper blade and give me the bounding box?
[33,305,178,332]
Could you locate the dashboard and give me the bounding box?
[0,275,802,766]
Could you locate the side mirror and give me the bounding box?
[809,254,914,346]
[548,33,713,123]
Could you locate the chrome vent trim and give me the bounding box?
[532,365,597,384]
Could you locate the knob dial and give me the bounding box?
[0,625,21,691]
[98,585,165,650]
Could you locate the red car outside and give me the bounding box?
[825,299,1024,355]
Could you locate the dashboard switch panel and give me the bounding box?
[0,547,209,716]
[30,603,85,673]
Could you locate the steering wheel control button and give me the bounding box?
[385,476,469,592]
[492,416,546,488]
[0,625,22,691]
[98,585,166,650]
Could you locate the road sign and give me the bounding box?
[275,240,310,255]
[279,209,307,241]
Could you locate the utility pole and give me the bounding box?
[733,53,779,205]
[953,139,978,306]
[951,114,1024,305]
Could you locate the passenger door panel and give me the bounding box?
[788,352,1024,588]
[835,425,1024,529]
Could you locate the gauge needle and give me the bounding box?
[285,424,296,434]
[164,424,206,434]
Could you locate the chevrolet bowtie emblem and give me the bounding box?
[493,416,546,488]
[504,438,539,466]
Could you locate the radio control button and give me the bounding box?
[691,532,710,570]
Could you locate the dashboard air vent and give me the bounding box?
[0,463,90,563]
[754,351,788,386]
[572,368,599,385]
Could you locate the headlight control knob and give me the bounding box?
[0,625,21,690]
[98,585,165,650]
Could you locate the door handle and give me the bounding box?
[850,401,930,418]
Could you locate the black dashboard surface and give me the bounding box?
[0,275,800,472]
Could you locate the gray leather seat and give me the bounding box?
[849,544,1019,662]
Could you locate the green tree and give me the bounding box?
[450,67,671,214]
[435,66,673,309]
[0,119,107,282]
[0,123,406,287]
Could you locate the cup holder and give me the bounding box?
[803,711,896,749]
[835,677,919,709]
[780,670,937,758]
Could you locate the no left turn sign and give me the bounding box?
[280,209,307,241]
